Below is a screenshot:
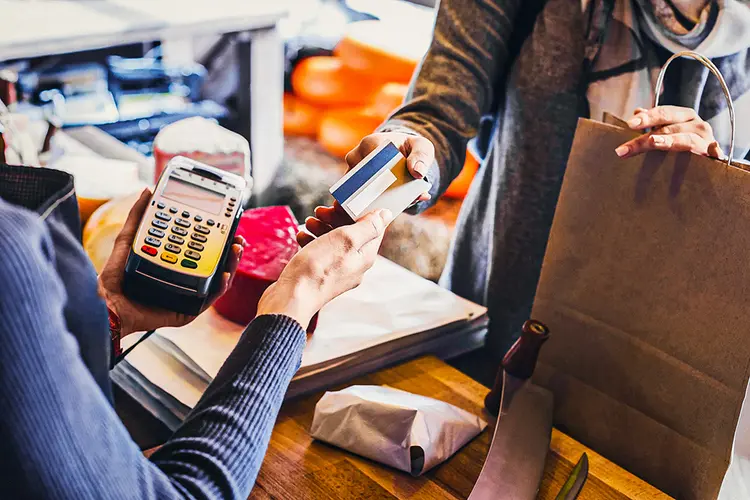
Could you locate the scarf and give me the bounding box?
[585,0,750,159]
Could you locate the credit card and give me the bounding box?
[330,141,431,221]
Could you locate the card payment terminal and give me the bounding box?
[123,156,246,315]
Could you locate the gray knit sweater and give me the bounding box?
[0,164,306,499]
[383,0,750,359]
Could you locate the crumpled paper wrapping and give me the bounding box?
[310,385,487,475]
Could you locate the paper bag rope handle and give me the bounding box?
[653,50,735,165]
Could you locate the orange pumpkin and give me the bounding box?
[334,20,430,84]
[291,56,381,107]
[444,145,480,200]
[317,107,383,159]
[368,82,409,120]
[283,93,323,137]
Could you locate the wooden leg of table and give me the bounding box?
[236,27,284,198]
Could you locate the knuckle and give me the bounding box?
[114,230,131,245]
[360,134,384,152]
[337,231,356,253]
[696,120,712,134]
[344,150,357,165]
[368,217,381,238]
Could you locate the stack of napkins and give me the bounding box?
[112,257,488,430]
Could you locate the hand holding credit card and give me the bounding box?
[330,141,431,221]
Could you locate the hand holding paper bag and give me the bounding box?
[310,385,487,475]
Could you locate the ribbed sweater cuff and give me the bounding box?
[199,313,306,403]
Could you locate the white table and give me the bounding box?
[0,0,290,195]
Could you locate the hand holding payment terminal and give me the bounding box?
[123,156,246,315]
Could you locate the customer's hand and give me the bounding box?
[256,209,392,328]
[347,131,434,203]
[98,189,245,336]
[615,106,723,159]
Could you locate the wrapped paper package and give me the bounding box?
[310,385,487,476]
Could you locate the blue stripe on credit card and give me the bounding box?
[331,142,400,203]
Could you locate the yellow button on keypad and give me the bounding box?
[160,252,178,264]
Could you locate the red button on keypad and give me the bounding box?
[141,245,158,256]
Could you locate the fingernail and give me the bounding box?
[627,116,642,128]
[651,135,665,145]
[412,160,427,178]
[615,145,630,157]
[379,209,393,225]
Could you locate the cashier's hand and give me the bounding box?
[615,106,723,159]
[97,188,246,337]
[256,209,393,328]
[346,131,434,203]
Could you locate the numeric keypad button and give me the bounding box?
[187,241,204,252]
[145,236,162,247]
[175,218,191,228]
[141,245,157,256]
[185,250,201,261]
[172,226,188,237]
[161,252,177,264]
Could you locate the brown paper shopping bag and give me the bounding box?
[531,52,750,500]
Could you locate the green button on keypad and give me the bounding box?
[181,259,198,269]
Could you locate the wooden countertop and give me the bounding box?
[247,356,672,499]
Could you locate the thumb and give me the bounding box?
[113,188,152,248]
[708,140,724,160]
[404,136,434,179]
[336,209,392,251]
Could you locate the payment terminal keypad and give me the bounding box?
[141,207,212,267]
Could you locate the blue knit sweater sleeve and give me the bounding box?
[0,207,306,499]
